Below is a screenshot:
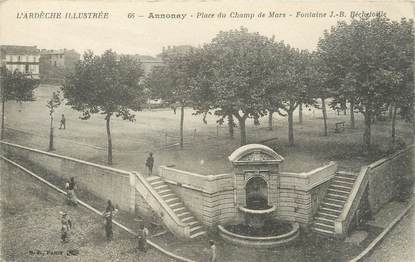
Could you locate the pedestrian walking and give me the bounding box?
[59,114,66,129]
[60,212,72,243]
[145,153,154,176]
[137,224,149,253]
[65,177,78,206]
[208,240,217,262]
[102,200,118,241]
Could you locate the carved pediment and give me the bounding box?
[228,144,284,165]
[240,151,274,162]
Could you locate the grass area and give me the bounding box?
[2,84,414,176]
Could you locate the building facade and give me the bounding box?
[40,49,80,70]
[39,49,80,84]
[0,45,40,79]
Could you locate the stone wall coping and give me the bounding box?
[279,162,337,191]
[159,166,234,194]
[369,144,414,169]
[0,141,130,177]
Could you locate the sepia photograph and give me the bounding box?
[0,0,414,261]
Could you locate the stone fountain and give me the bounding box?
[218,144,300,248]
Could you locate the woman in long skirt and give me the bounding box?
[66,177,78,206]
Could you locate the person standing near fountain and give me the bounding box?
[208,240,217,262]
[145,152,154,176]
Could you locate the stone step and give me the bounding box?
[177,212,191,218]
[187,221,199,226]
[182,216,196,223]
[161,193,176,199]
[173,207,186,213]
[150,180,165,186]
[336,171,358,179]
[314,222,334,230]
[315,216,335,225]
[328,188,350,195]
[330,184,353,191]
[322,202,343,209]
[158,189,172,195]
[165,197,180,204]
[169,202,183,208]
[190,225,203,233]
[147,176,162,182]
[190,230,207,239]
[317,212,339,219]
[320,207,342,215]
[154,184,169,190]
[325,197,346,204]
[332,179,355,186]
[327,193,348,200]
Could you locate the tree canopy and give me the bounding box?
[1,68,39,139]
[63,50,145,164]
[318,17,414,151]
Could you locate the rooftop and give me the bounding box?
[0,45,40,55]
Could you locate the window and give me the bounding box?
[25,64,29,73]
[18,56,21,62]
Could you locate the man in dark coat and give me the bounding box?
[145,153,154,176]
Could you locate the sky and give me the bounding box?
[0,0,413,57]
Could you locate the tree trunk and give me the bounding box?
[106,115,113,165]
[268,111,273,131]
[388,104,393,120]
[48,115,54,151]
[1,96,4,140]
[363,111,372,153]
[321,98,328,136]
[298,104,303,124]
[391,104,397,143]
[228,114,234,139]
[180,104,184,149]
[350,100,355,129]
[239,117,247,146]
[288,110,294,146]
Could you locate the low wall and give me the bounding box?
[0,141,135,213]
[276,162,337,224]
[158,166,236,226]
[368,145,414,214]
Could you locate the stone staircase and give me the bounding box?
[312,171,358,236]
[147,176,207,239]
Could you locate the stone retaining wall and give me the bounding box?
[276,162,337,224]
[368,145,414,214]
[0,141,137,213]
[158,166,236,226]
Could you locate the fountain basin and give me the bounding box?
[218,221,300,248]
[238,205,276,214]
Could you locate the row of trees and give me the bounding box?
[146,18,413,152]
[1,17,412,166]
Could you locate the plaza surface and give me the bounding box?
[2,84,414,177]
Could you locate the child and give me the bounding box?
[60,212,72,243]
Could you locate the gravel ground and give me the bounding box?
[1,162,175,262]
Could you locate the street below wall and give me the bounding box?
[365,205,415,262]
[0,159,175,262]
